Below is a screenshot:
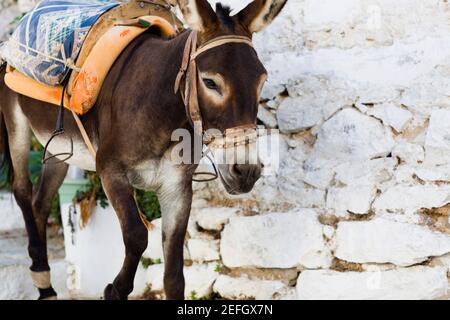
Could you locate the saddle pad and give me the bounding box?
[4,16,177,114]
[0,0,120,86]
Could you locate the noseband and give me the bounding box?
[174,30,257,146]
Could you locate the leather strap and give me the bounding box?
[70,110,97,160]
[192,36,254,60]
[174,31,256,144]
[174,31,196,104]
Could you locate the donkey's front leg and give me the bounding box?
[158,169,194,300]
[97,165,148,300]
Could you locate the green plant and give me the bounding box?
[140,257,162,269]
[74,171,108,208]
[74,172,162,221]
[189,291,223,300]
[189,291,200,300]
[214,263,224,273]
[135,189,161,221]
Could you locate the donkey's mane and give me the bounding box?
[216,3,234,27]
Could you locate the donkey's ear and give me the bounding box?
[237,0,288,33]
[177,0,218,32]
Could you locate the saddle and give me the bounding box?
[2,0,183,114]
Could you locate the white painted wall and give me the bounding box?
[191,0,450,300]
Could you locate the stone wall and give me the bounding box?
[178,0,450,299]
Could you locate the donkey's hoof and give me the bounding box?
[38,287,57,300]
[104,283,126,300]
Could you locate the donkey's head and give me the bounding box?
[177,0,287,195]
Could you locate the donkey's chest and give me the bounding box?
[127,159,180,192]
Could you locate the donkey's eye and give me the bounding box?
[203,78,219,91]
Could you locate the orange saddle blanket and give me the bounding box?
[4,15,177,114]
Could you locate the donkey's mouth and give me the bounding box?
[217,164,260,195]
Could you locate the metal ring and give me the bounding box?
[192,153,219,182]
[42,130,74,164]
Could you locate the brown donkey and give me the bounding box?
[0,0,287,300]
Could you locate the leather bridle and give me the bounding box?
[174,30,261,182]
[174,30,257,146]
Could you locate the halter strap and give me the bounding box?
[192,35,254,60]
[174,31,255,144]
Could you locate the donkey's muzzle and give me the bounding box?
[220,163,262,195]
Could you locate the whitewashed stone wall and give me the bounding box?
[184,0,450,300]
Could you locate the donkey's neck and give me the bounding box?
[132,30,191,124]
[96,30,193,157]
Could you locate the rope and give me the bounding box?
[7,38,81,71]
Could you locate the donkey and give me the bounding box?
[0,0,287,300]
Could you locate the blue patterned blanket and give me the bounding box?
[0,0,119,86]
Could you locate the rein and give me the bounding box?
[174,31,257,181]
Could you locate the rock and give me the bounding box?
[302,158,335,189]
[187,239,220,263]
[273,287,298,300]
[257,105,278,128]
[391,166,414,185]
[257,133,285,177]
[323,226,335,240]
[0,1,15,10]
[277,97,323,133]
[279,185,326,208]
[425,109,450,165]
[311,108,395,163]
[138,262,219,299]
[303,0,362,27]
[431,253,450,273]
[415,164,450,182]
[278,148,327,205]
[334,158,397,186]
[0,193,25,231]
[187,215,215,241]
[357,86,400,105]
[195,207,239,231]
[392,142,425,164]
[261,83,285,101]
[326,186,376,215]
[335,218,450,266]
[0,3,20,42]
[221,210,332,269]
[18,0,37,13]
[213,275,287,300]
[184,263,219,299]
[266,100,279,110]
[373,184,450,213]
[366,103,413,132]
[296,266,448,300]
[138,264,164,293]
